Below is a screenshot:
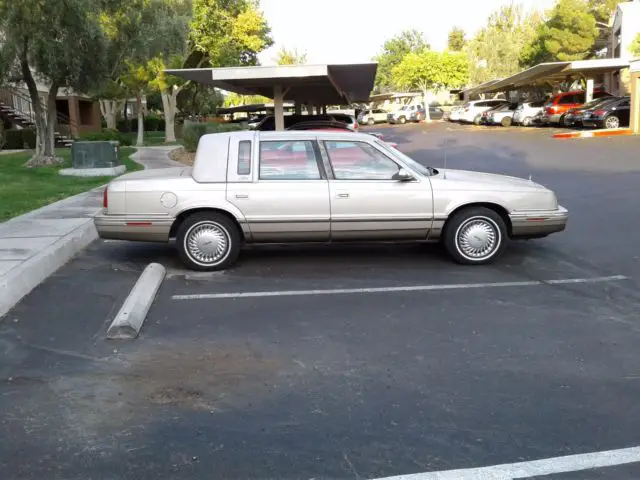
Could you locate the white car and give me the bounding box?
[447,106,464,121]
[358,108,389,125]
[512,100,546,126]
[459,99,509,124]
[94,130,568,270]
[486,103,519,126]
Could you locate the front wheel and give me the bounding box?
[367,117,375,126]
[501,116,512,127]
[176,212,241,271]
[443,207,507,265]
[522,116,532,127]
[473,114,482,125]
[604,115,620,129]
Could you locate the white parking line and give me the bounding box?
[171,275,628,301]
[370,445,640,480]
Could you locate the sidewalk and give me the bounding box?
[0,146,181,319]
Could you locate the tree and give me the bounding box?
[630,33,640,57]
[448,27,467,52]
[274,46,307,65]
[588,0,624,24]
[0,0,110,166]
[177,83,224,116]
[155,0,273,141]
[520,0,598,67]
[466,4,542,85]
[392,50,469,121]
[222,92,269,107]
[372,29,430,92]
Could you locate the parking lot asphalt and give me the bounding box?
[2,122,640,480]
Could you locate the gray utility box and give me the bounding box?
[71,141,120,169]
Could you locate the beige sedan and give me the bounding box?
[95,131,568,270]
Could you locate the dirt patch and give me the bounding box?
[169,146,195,166]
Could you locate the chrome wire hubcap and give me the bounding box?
[456,217,498,259]
[185,222,229,265]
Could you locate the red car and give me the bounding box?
[541,89,611,125]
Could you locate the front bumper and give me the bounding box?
[509,206,568,239]
[94,212,173,242]
[581,119,603,128]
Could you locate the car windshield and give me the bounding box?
[374,139,431,176]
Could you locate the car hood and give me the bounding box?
[433,168,548,191]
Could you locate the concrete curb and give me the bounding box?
[106,263,166,340]
[0,219,98,319]
[553,128,633,139]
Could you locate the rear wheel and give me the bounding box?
[367,117,375,126]
[604,115,620,129]
[176,212,241,271]
[501,116,512,127]
[522,116,532,127]
[443,207,507,265]
[473,114,482,125]
[398,116,406,124]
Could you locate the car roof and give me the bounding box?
[257,130,377,141]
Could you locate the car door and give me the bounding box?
[615,98,631,125]
[321,139,433,240]
[226,135,330,242]
[374,109,387,122]
[429,106,444,120]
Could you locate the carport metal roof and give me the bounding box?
[165,63,378,104]
[461,58,631,97]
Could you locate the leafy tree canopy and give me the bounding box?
[630,33,640,58]
[520,0,598,67]
[588,0,625,24]
[447,27,467,52]
[373,29,430,93]
[392,50,469,93]
[273,46,307,65]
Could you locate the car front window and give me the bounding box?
[374,140,431,177]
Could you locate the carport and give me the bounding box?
[166,63,377,130]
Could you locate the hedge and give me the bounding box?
[79,128,133,146]
[3,129,35,149]
[116,116,167,133]
[182,121,244,152]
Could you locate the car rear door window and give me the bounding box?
[259,140,322,180]
[558,95,576,105]
[237,140,251,175]
[324,141,400,180]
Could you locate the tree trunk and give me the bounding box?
[136,91,144,147]
[422,89,432,122]
[20,44,62,167]
[161,89,179,142]
[99,99,123,130]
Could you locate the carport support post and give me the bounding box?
[586,78,594,103]
[273,84,285,131]
[294,102,302,115]
[630,59,640,134]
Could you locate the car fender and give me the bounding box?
[173,198,252,239]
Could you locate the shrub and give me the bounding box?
[22,128,36,149]
[117,117,133,133]
[79,128,133,146]
[144,114,162,132]
[158,118,166,132]
[182,121,244,152]
[0,123,4,150]
[4,129,24,149]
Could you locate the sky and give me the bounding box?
[257,0,558,65]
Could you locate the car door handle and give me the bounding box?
[337,193,350,198]
[235,193,249,199]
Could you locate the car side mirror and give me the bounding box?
[393,168,415,181]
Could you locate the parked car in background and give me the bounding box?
[479,104,505,125]
[253,114,357,131]
[387,104,426,124]
[459,99,509,124]
[447,106,464,122]
[541,90,612,125]
[358,108,389,125]
[531,110,546,127]
[287,120,399,149]
[581,96,630,129]
[486,103,519,126]
[95,130,568,270]
[563,96,620,127]
[512,100,546,126]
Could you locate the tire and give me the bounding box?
[367,117,375,126]
[522,116,532,127]
[501,116,512,127]
[398,116,406,124]
[443,207,507,265]
[473,114,482,125]
[176,211,241,271]
[558,114,567,127]
[604,115,619,129]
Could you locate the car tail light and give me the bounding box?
[354,121,359,130]
[547,105,558,114]
[103,187,108,208]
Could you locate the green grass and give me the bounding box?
[0,146,141,222]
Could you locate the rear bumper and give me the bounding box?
[509,206,568,238]
[94,212,173,242]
